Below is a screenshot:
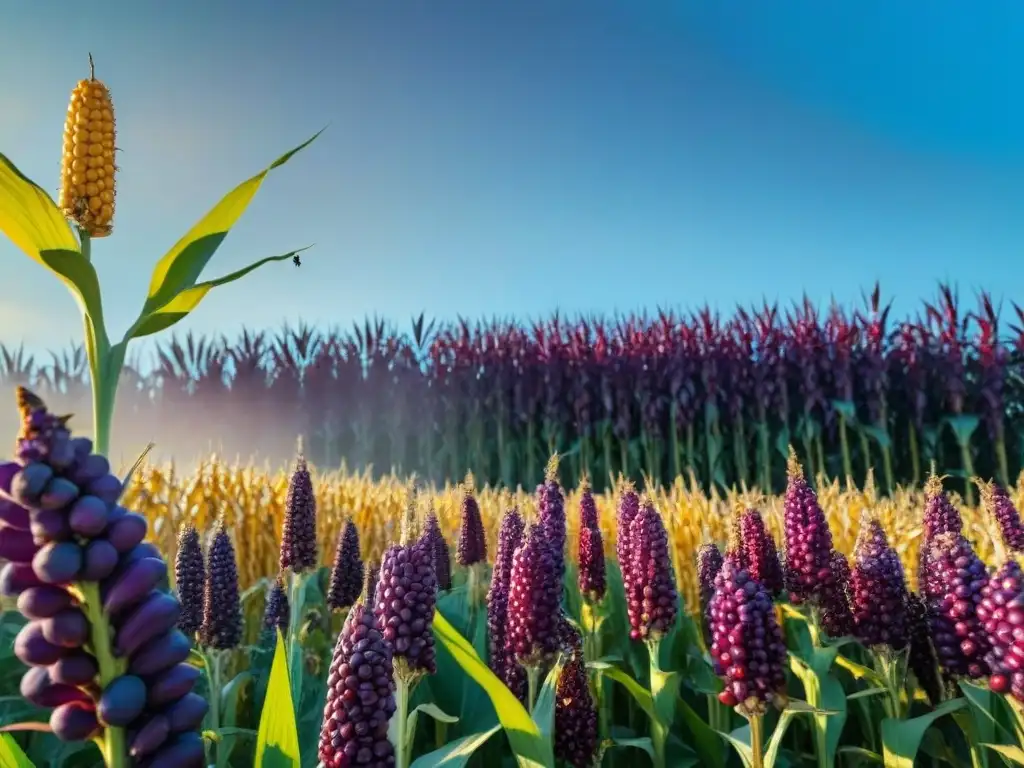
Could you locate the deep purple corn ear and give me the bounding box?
[578,476,598,532]
[421,509,452,592]
[537,454,567,585]
[201,521,243,650]
[739,509,785,596]
[173,523,204,637]
[979,560,1024,701]
[558,615,585,657]
[319,603,396,768]
[374,534,438,681]
[577,487,606,604]
[906,591,943,705]
[7,388,206,762]
[978,480,1024,554]
[850,518,909,651]
[615,482,640,602]
[820,550,854,639]
[279,452,318,574]
[456,475,486,567]
[783,448,836,606]
[925,532,991,680]
[626,498,679,642]
[506,523,562,669]
[708,557,788,716]
[326,519,364,612]
[697,543,724,645]
[919,472,964,599]
[263,575,290,636]
[554,653,599,768]
[487,508,526,699]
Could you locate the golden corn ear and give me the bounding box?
[59,56,116,238]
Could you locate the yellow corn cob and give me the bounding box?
[59,54,116,238]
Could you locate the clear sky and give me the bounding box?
[2,0,1023,358]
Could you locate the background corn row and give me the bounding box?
[124,456,1021,613]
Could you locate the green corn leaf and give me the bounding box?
[139,131,323,317]
[125,247,311,339]
[677,695,727,768]
[603,736,656,760]
[531,660,562,743]
[405,702,460,755]
[432,610,552,768]
[409,725,501,768]
[650,665,681,727]
[831,400,857,422]
[983,744,1024,766]
[860,425,892,451]
[590,661,655,721]
[764,700,842,768]
[880,697,966,768]
[254,630,301,768]
[0,733,33,768]
[218,670,252,768]
[716,724,755,768]
[943,414,981,447]
[837,746,883,765]
[959,680,1012,741]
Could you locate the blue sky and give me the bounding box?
[2,0,1023,358]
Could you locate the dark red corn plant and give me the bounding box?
[977,479,1024,554]
[318,602,396,768]
[980,560,1024,703]
[708,554,788,760]
[783,449,836,625]
[918,473,964,600]
[486,508,527,700]
[739,508,785,597]
[925,532,991,681]
[820,550,854,639]
[696,543,724,646]
[576,477,606,606]
[420,508,452,592]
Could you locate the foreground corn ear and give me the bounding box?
[59,55,116,237]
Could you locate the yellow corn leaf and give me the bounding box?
[124,248,311,339]
[141,130,323,316]
[0,153,108,339]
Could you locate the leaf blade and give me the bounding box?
[254,630,301,768]
[409,725,501,768]
[143,131,323,312]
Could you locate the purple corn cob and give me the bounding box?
[327,519,364,612]
[626,498,678,642]
[850,518,909,651]
[925,532,990,680]
[978,481,1024,554]
[739,509,785,596]
[553,653,599,768]
[615,483,640,602]
[201,522,243,650]
[506,524,562,668]
[577,485,606,604]
[262,575,289,635]
[374,537,438,680]
[537,455,567,587]
[697,543,724,645]
[7,388,205,762]
[173,523,204,637]
[820,550,854,638]
[318,603,396,768]
[979,560,1024,701]
[487,509,526,699]
[906,591,943,705]
[783,449,835,606]
[918,473,963,599]
[708,556,788,715]
[578,477,599,531]
[279,454,317,573]
[456,481,487,567]
[420,509,452,592]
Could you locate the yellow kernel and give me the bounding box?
[88,144,102,157]
[87,196,101,211]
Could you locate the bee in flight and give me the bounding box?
[292,254,302,267]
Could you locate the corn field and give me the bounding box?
[4,283,1024,501]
